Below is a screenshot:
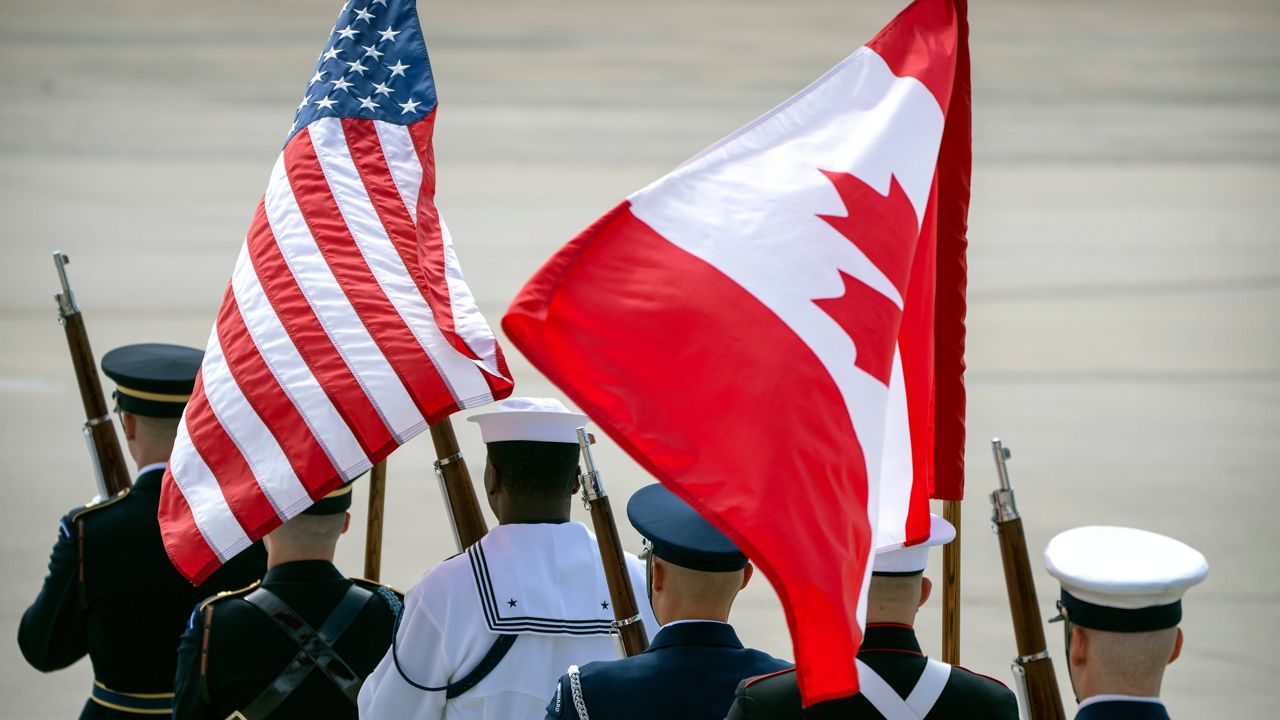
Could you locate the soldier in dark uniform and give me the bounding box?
[725,515,1018,719]
[18,343,267,719]
[546,483,791,720]
[173,482,402,719]
[1044,526,1207,720]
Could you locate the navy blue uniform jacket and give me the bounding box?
[1077,698,1172,720]
[546,620,791,720]
[17,467,267,719]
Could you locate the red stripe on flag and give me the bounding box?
[159,463,220,586]
[216,291,340,498]
[285,127,458,423]
[504,202,872,704]
[899,182,939,536]
[404,115,482,364]
[244,195,395,459]
[180,376,281,540]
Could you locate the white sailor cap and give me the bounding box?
[1044,526,1208,632]
[466,397,587,445]
[872,514,956,575]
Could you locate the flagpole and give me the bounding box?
[942,498,962,664]
[363,459,388,582]
[429,417,488,550]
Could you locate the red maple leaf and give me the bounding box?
[812,171,921,386]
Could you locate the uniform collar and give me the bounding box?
[263,560,345,584]
[860,623,922,655]
[1077,695,1165,709]
[132,463,168,491]
[647,620,743,652]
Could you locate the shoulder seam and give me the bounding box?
[744,667,796,688]
[350,576,405,595]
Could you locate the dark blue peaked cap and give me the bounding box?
[101,343,203,418]
[627,484,748,572]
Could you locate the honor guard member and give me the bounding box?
[1044,526,1208,720]
[358,397,658,719]
[545,483,791,720]
[18,343,267,719]
[172,483,402,719]
[726,515,1018,719]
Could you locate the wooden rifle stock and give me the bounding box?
[429,417,487,550]
[53,252,131,498]
[990,438,1066,720]
[577,429,649,657]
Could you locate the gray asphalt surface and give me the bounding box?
[2,0,1277,717]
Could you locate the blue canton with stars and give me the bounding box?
[288,0,437,143]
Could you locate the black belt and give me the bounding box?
[232,584,372,719]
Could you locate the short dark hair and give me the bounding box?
[487,441,579,499]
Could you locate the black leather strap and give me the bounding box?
[389,604,519,700]
[235,585,372,718]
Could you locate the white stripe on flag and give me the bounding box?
[229,242,369,478]
[373,121,504,386]
[372,121,420,222]
[262,153,426,442]
[875,346,914,549]
[309,118,494,406]
[200,330,314,520]
[170,418,252,562]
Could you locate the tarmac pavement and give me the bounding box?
[1,0,1277,716]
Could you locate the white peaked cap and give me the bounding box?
[1045,526,1208,611]
[872,514,956,574]
[466,397,588,444]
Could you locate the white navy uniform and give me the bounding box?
[358,521,657,719]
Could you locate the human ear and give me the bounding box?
[1169,628,1183,665]
[741,563,754,590]
[918,576,933,608]
[651,559,665,594]
[483,459,500,496]
[121,412,138,441]
[1069,626,1089,669]
[341,511,351,534]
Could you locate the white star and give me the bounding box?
[377,26,401,43]
[358,96,379,110]
[331,77,354,92]
[315,97,338,110]
[346,59,369,75]
[362,44,384,60]
[297,95,311,111]
[309,69,327,85]
[354,7,376,23]
[399,98,421,114]
[336,25,358,40]
[322,47,341,61]
[372,81,394,96]
[386,60,409,78]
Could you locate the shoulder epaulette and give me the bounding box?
[351,576,405,597]
[196,580,261,613]
[68,488,131,523]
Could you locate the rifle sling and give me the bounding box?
[235,584,371,718]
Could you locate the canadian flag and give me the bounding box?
[505,0,969,704]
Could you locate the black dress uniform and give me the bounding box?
[726,623,1018,719]
[18,344,267,719]
[546,484,791,720]
[172,487,402,720]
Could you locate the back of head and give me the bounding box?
[486,440,579,501]
[866,573,926,623]
[1077,626,1179,692]
[266,512,345,562]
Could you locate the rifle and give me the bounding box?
[576,428,649,658]
[429,417,487,550]
[990,438,1066,720]
[53,252,131,499]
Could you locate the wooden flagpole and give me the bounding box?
[363,459,388,582]
[942,498,962,664]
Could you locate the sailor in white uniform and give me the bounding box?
[1044,526,1208,720]
[357,397,658,719]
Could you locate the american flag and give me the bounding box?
[160,0,513,584]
